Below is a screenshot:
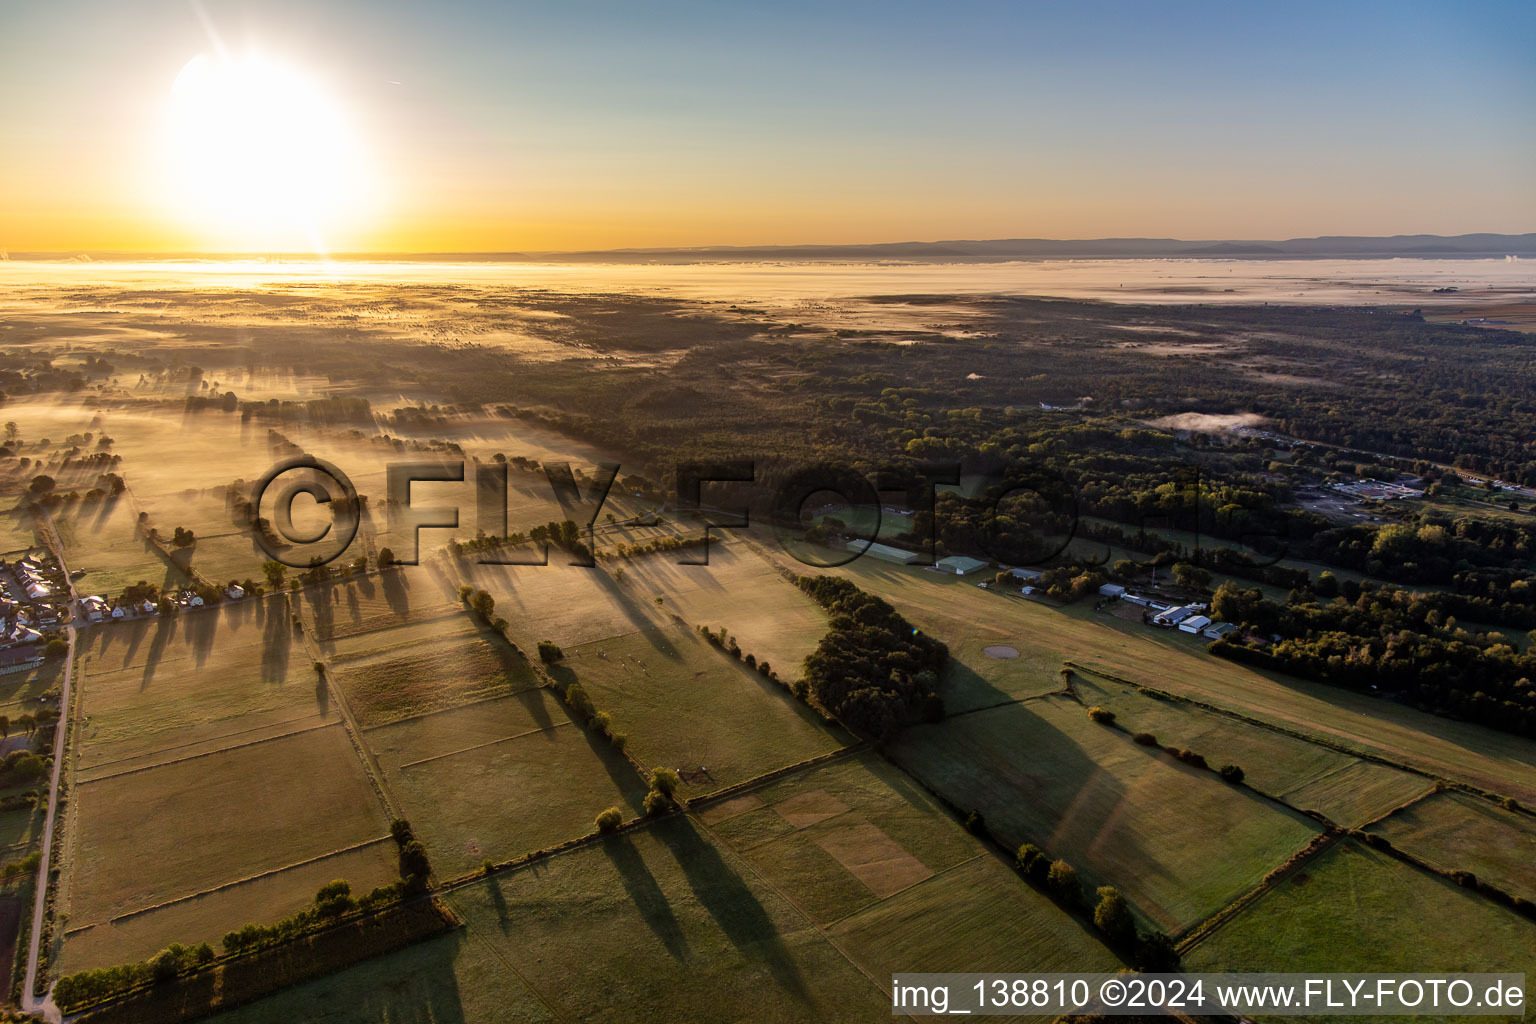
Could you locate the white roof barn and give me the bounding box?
[934,555,989,576]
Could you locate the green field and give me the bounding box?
[364,690,650,874]
[1070,670,1433,826]
[1366,792,1536,903]
[615,538,829,681]
[1185,840,1536,1019]
[53,494,192,598]
[59,839,401,973]
[207,814,893,1023]
[554,623,848,795]
[302,570,461,644]
[74,605,324,776]
[890,697,1320,932]
[804,555,1536,806]
[701,751,1119,987]
[66,724,391,947]
[326,614,541,728]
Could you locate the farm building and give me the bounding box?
[1179,615,1213,634]
[1009,567,1044,581]
[850,540,924,565]
[1204,621,1238,640]
[1098,583,1126,598]
[1153,604,1205,628]
[934,555,989,576]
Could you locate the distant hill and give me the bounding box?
[11,233,1536,263]
[523,233,1536,263]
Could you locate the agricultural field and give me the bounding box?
[611,537,829,681]
[300,569,461,644]
[888,696,1320,932]
[806,556,1536,806]
[363,690,650,875]
[72,600,321,777]
[51,495,191,597]
[1069,670,1433,827]
[323,611,540,728]
[1184,841,1536,1014]
[66,724,390,925]
[58,840,401,974]
[552,622,848,795]
[1366,792,1536,903]
[702,750,1118,986]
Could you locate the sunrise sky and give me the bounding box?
[3,0,1533,254]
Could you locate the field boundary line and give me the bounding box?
[297,624,404,822]
[1175,830,1340,953]
[816,852,987,931]
[687,744,868,810]
[1063,662,1470,790]
[75,710,332,776]
[357,684,547,734]
[63,834,397,935]
[73,719,344,785]
[395,721,573,769]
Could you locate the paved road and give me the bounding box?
[22,517,76,1024]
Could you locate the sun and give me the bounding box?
[163,53,376,252]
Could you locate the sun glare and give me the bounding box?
[163,53,375,252]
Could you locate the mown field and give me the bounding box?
[1070,669,1433,827]
[301,570,460,645]
[63,722,393,971]
[553,623,848,796]
[612,538,829,681]
[1184,840,1536,1018]
[889,696,1320,932]
[807,555,1536,805]
[1366,792,1536,903]
[364,690,650,875]
[72,602,322,778]
[325,612,541,728]
[702,751,1119,987]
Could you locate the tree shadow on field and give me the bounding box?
[184,604,218,667]
[655,817,810,1002]
[589,567,680,660]
[601,833,690,959]
[139,615,177,689]
[308,929,470,1024]
[261,592,292,684]
[381,566,412,619]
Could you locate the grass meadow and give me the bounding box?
[552,623,848,796]
[1184,841,1536,1016]
[1366,792,1536,903]
[889,697,1320,932]
[364,690,650,875]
